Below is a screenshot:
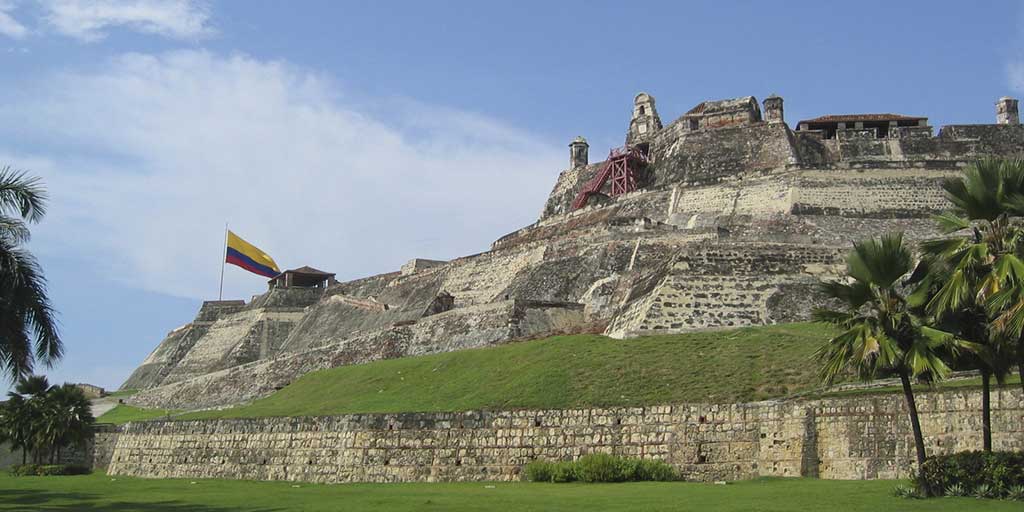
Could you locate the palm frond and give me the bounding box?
[933,212,971,234]
[0,167,47,223]
[847,233,912,288]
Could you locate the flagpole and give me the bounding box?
[219,223,228,300]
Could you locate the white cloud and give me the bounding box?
[40,0,211,41]
[0,1,28,39]
[0,51,562,300]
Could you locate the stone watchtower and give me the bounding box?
[997,96,1020,125]
[763,94,784,124]
[627,92,663,145]
[569,136,589,168]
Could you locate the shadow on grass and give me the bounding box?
[0,488,283,512]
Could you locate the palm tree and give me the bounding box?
[814,233,955,480]
[0,393,31,464]
[38,383,93,463]
[10,374,51,463]
[921,158,1024,451]
[0,166,61,381]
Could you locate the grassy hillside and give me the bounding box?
[181,322,835,420]
[97,404,180,425]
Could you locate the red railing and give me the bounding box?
[571,145,648,210]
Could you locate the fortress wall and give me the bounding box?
[160,308,309,385]
[541,162,599,219]
[127,301,584,410]
[652,122,796,187]
[439,245,548,306]
[120,323,210,390]
[606,243,844,336]
[791,169,956,217]
[106,388,1023,484]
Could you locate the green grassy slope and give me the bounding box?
[183,323,835,420]
[97,405,181,425]
[1,473,1021,512]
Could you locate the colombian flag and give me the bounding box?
[225,231,280,278]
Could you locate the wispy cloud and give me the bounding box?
[40,0,212,41]
[0,51,561,300]
[0,1,28,39]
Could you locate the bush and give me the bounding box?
[1007,485,1024,501]
[551,462,577,483]
[10,464,39,476]
[893,484,922,499]
[634,458,678,482]
[920,451,1024,496]
[524,454,677,483]
[9,464,90,476]
[575,453,625,483]
[944,483,967,497]
[523,460,555,483]
[974,483,997,499]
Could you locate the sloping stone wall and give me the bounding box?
[127,300,585,410]
[107,388,1022,484]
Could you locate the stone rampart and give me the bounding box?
[127,300,585,410]
[106,388,1022,484]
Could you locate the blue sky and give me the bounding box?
[0,1,1021,393]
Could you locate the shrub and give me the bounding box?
[575,453,625,483]
[920,451,1024,496]
[550,462,577,483]
[523,460,555,483]
[10,464,39,476]
[524,455,677,483]
[944,483,967,497]
[893,484,921,499]
[1007,485,1024,501]
[974,483,996,499]
[634,458,678,482]
[9,464,90,476]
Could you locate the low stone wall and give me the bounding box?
[107,388,1022,484]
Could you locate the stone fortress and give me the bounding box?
[101,92,1024,483]
[122,93,1024,411]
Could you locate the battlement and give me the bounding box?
[542,93,1024,220]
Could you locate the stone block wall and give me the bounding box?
[106,389,1023,484]
[607,242,844,336]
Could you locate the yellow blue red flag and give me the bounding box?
[225,231,280,278]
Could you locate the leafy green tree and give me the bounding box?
[920,158,1024,451]
[0,167,61,381]
[814,233,956,477]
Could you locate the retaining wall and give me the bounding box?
[106,388,1022,483]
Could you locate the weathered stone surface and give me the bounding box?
[106,389,1023,483]
[122,94,1024,410]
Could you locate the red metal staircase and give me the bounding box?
[571,145,649,210]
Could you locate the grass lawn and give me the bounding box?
[1,472,1020,512]
[97,404,181,425]
[181,323,835,420]
[106,389,139,398]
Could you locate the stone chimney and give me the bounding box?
[569,136,589,168]
[997,96,1020,125]
[763,94,784,124]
